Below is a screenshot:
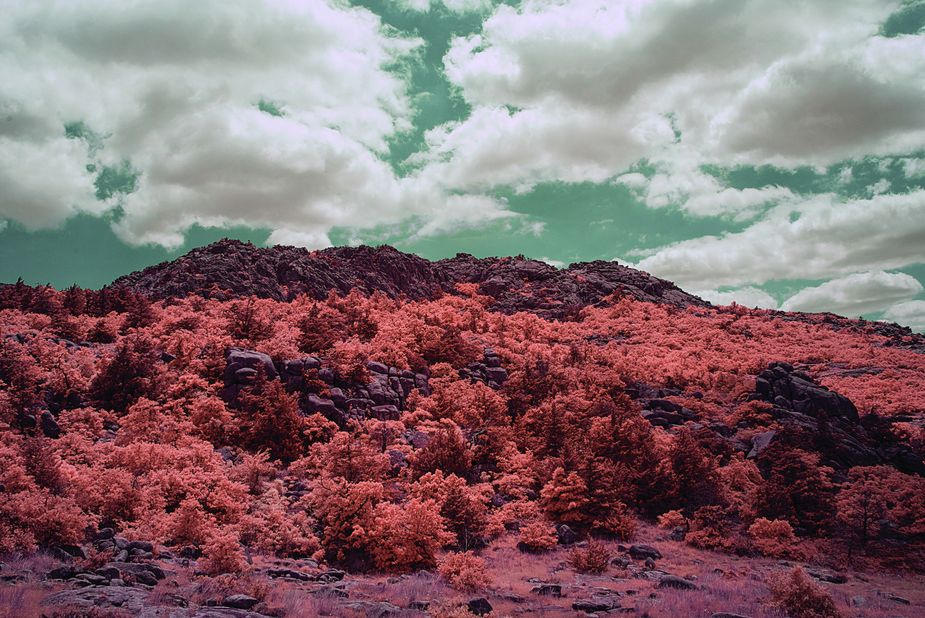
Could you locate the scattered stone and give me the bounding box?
[467,597,493,615]
[557,524,577,545]
[222,594,259,610]
[40,410,61,438]
[572,599,619,612]
[266,568,313,581]
[531,584,562,597]
[42,587,149,612]
[47,566,80,580]
[808,569,847,584]
[318,569,346,582]
[657,575,697,590]
[884,593,911,605]
[628,544,662,560]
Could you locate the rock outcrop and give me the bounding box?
[747,362,924,473]
[111,239,706,318]
[221,347,435,427]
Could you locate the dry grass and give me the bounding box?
[0,583,49,618]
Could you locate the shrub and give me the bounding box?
[569,540,611,574]
[748,517,799,558]
[438,552,490,591]
[768,568,842,618]
[657,509,687,530]
[517,520,558,552]
[200,529,247,575]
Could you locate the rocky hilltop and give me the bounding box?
[111,239,705,317]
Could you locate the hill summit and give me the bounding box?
[112,239,705,318]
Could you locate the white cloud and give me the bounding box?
[695,287,777,309]
[539,257,565,269]
[882,300,925,333]
[0,0,512,249]
[422,0,925,215]
[902,157,925,178]
[780,271,923,316]
[395,0,493,13]
[636,190,925,289]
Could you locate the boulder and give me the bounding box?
[222,594,259,610]
[657,575,697,590]
[40,411,61,438]
[467,598,493,616]
[557,524,577,545]
[628,544,662,560]
[531,584,562,597]
[572,599,619,612]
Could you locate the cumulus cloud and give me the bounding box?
[694,287,778,309]
[421,0,925,215]
[636,190,925,289]
[780,271,923,316]
[882,300,925,333]
[0,0,512,248]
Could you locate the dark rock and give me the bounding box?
[42,587,149,612]
[95,528,115,540]
[40,410,61,438]
[467,598,493,615]
[885,593,910,605]
[127,540,154,553]
[628,544,662,560]
[808,569,847,584]
[711,614,752,618]
[657,575,697,590]
[370,404,400,421]
[318,569,346,582]
[47,566,80,580]
[367,361,389,375]
[747,430,777,459]
[572,599,619,612]
[222,594,259,609]
[74,573,109,586]
[409,600,430,610]
[266,568,313,581]
[95,567,121,580]
[531,584,562,597]
[557,524,577,545]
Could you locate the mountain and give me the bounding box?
[111,239,706,318]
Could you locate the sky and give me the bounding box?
[1,0,924,331]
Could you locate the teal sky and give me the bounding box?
[1,0,924,330]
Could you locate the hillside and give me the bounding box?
[1,242,924,617]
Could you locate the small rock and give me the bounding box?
[628,544,662,560]
[572,599,618,612]
[467,597,493,615]
[531,584,562,597]
[222,594,259,610]
[409,600,430,610]
[95,528,115,540]
[47,566,79,580]
[657,575,697,590]
[557,524,577,545]
[884,593,910,605]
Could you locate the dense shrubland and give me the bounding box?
[1,279,924,582]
